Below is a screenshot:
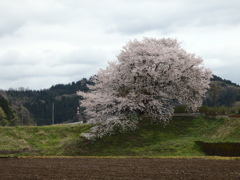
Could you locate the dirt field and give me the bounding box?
[0,157,239,180]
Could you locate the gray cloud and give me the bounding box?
[0,0,240,90]
[104,0,240,34]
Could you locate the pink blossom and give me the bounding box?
[77,37,212,139]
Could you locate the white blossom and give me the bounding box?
[77,37,212,139]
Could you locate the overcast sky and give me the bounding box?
[0,0,240,90]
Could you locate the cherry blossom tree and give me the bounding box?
[77,37,212,140]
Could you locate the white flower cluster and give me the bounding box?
[77,37,212,139]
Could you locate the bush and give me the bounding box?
[174,105,188,113]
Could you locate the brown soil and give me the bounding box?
[0,157,239,180]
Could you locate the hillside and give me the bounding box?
[1,78,90,126]
[0,116,239,157]
[1,74,240,126]
[203,75,240,107]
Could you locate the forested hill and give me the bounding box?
[211,75,239,87]
[1,75,240,126]
[1,78,91,126]
[203,75,240,107]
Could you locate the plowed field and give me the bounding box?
[0,157,239,180]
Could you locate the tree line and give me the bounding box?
[1,78,90,126]
[203,75,240,107]
[1,74,240,126]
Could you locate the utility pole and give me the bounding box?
[20,106,24,126]
[21,110,23,126]
[77,106,80,122]
[52,103,54,125]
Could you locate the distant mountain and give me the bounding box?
[1,75,240,126]
[211,75,239,87]
[2,78,91,126]
[203,75,240,107]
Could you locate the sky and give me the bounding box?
[0,0,240,90]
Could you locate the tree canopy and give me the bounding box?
[80,38,212,139]
[78,38,212,139]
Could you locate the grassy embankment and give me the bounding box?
[0,116,239,157]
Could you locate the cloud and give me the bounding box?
[0,0,240,89]
[0,47,108,89]
[103,0,240,35]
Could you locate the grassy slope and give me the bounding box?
[0,124,90,156]
[0,117,239,156]
[67,117,240,156]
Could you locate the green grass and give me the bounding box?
[0,124,90,156]
[62,116,240,156]
[0,117,239,157]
